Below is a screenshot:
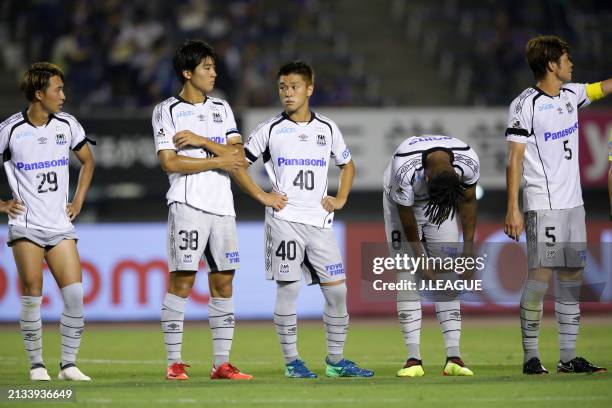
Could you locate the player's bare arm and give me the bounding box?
[397,203,433,279]
[173,131,244,159]
[229,164,287,211]
[594,78,612,97]
[158,148,243,174]
[458,185,478,278]
[67,143,95,221]
[458,185,478,252]
[321,159,355,212]
[608,160,612,220]
[505,141,526,241]
[0,199,25,217]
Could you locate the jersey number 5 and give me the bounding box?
[563,140,572,160]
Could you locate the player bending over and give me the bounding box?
[505,35,611,374]
[234,61,373,378]
[0,62,95,381]
[383,135,479,377]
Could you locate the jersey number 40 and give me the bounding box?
[293,170,314,190]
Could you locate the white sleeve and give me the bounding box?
[152,102,176,152]
[563,83,591,109]
[388,157,415,206]
[505,96,534,144]
[223,101,241,142]
[0,124,8,155]
[461,149,480,187]
[68,116,88,150]
[244,123,267,164]
[330,122,352,166]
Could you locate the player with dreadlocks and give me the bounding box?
[383,136,480,378]
[424,166,466,226]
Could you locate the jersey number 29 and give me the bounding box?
[36,171,58,193]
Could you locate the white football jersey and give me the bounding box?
[383,135,480,207]
[0,110,88,232]
[244,111,352,228]
[506,84,591,211]
[152,95,241,216]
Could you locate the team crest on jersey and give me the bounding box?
[298,134,308,142]
[212,112,223,123]
[55,133,67,145]
[38,137,47,145]
[316,134,326,146]
[279,262,290,274]
[565,102,574,113]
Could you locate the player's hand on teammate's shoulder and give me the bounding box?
[321,195,346,212]
[504,208,524,241]
[173,130,205,149]
[0,199,25,217]
[66,201,83,221]
[260,191,288,211]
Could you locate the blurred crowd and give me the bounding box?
[0,0,369,109]
[395,0,612,105]
[1,0,610,108]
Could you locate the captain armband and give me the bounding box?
[586,82,604,102]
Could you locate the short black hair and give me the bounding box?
[424,170,465,226]
[277,61,314,85]
[526,35,570,81]
[172,40,217,84]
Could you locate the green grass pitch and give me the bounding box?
[1,317,611,407]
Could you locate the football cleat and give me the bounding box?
[522,357,549,374]
[166,362,190,380]
[210,363,253,380]
[30,363,51,381]
[58,363,91,381]
[285,359,317,378]
[325,358,374,378]
[443,357,474,376]
[557,357,607,374]
[397,358,425,377]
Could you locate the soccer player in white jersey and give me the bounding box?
[383,135,479,377]
[505,35,611,374]
[152,40,285,381]
[0,62,95,381]
[239,61,373,378]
